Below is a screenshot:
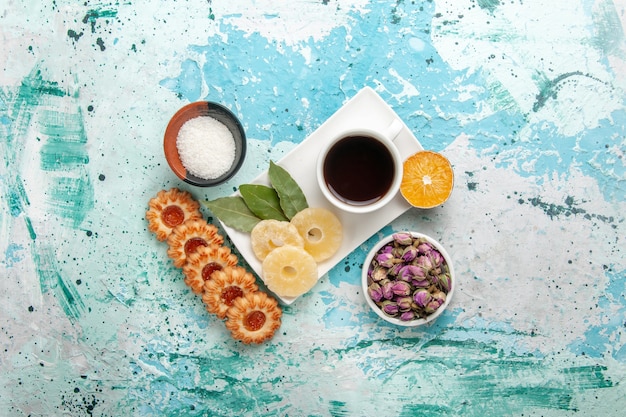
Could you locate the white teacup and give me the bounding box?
[317,119,404,214]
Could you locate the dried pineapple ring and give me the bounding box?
[261,245,318,298]
[290,207,343,262]
[182,244,239,294]
[146,188,202,241]
[167,219,224,268]
[250,219,304,261]
[202,266,259,319]
[225,291,282,344]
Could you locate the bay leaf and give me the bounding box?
[239,184,288,221]
[268,160,308,219]
[203,196,261,233]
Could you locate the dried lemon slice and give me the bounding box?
[261,245,318,298]
[400,151,454,209]
[250,219,304,261]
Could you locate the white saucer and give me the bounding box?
[221,87,423,304]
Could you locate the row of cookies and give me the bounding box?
[146,188,282,344]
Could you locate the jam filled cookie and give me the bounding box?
[146,188,202,241]
[225,292,282,344]
[202,266,259,319]
[183,244,239,294]
[167,219,224,268]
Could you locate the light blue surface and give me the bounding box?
[1,1,625,415]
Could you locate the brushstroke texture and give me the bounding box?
[1,64,91,323]
[0,1,624,416]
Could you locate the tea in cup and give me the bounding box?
[317,120,403,214]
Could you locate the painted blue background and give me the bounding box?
[1,0,624,415]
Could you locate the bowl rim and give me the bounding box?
[163,101,246,187]
[361,231,455,327]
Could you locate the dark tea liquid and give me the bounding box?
[323,135,395,206]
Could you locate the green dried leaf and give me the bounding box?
[239,184,288,221]
[268,160,308,219]
[203,196,261,233]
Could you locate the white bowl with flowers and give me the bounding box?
[362,232,455,327]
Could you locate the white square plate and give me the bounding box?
[221,87,423,304]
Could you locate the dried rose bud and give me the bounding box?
[393,232,413,246]
[428,249,444,268]
[381,280,395,300]
[411,277,431,288]
[380,300,399,316]
[399,311,416,321]
[370,266,389,282]
[417,241,434,254]
[424,290,447,313]
[392,246,405,258]
[375,251,395,268]
[396,296,413,311]
[429,266,443,276]
[368,282,384,303]
[398,265,425,282]
[432,290,447,303]
[424,298,443,314]
[435,273,452,292]
[390,280,412,296]
[388,263,403,276]
[415,255,433,271]
[413,288,432,308]
[402,246,418,262]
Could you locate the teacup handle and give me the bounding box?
[383,119,404,142]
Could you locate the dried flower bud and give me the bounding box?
[393,232,413,246]
[416,241,434,254]
[368,282,384,303]
[413,289,432,308]
[435,273,452,292]
[424,299,443,314]
[381,280,395,300]
[370,266,389,282]
[398,265,425,282]
[399,311,416,321]
[428,249,444,268]
[396,296,413,311]
[432,290,447,303]
[390,280,412,296]
[388,263,403,276]
[375,252,395,268]
[415,255,433,271]
[402,246,418,262]
[424,290,447,313]
[381,244,393,254]
[411,277,431,288]
[380,300,399,316]
[430,266,443,276]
